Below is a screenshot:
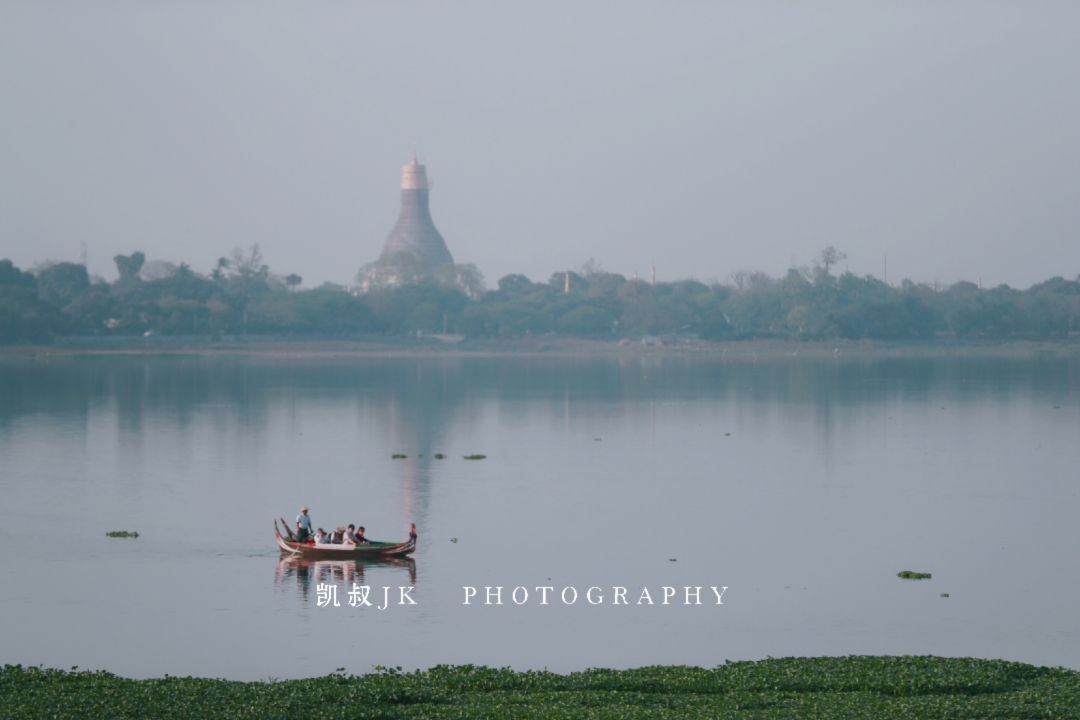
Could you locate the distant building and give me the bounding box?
[381,152,453,272]
[357,152,454,290]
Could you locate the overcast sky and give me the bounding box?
[2,2,1078,290]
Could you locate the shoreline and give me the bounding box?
[2,336,1080,361]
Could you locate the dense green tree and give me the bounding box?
[0,259,37,290]
[0,260,64,343]
[35,262,90,309]
[557,305,616,335]
[496,274,535,298]
[113,252,145,283]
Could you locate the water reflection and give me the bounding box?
[274,556,418,603]
[4,353,1080,677]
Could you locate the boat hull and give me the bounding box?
[275,521,417,558]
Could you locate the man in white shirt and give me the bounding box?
[296,507,312,541]
[314,528,330,544]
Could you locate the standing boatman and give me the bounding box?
[296,506,313,542]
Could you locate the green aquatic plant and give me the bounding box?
[105,531,138,538]
[2,657,1079,718]
[463,454,486,460]
[433,453,445,459]
[941,593,950,597]
[391,454,407,459]
[450,538,458,543]
[897,571,932,580]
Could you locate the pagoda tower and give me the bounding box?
[378,152,453,273]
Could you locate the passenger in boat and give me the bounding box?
[314,528,329,544]
[330,527,346,544]
[343,524,358,545]
[296,507,313,542]
[354,526,370,545]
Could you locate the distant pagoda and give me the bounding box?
[356,151,458,290]
[380,152,453,270]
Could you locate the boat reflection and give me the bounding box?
[274,555,417,603]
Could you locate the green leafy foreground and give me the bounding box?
[3,656,1078,719]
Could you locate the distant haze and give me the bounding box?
[2,2,1078,289]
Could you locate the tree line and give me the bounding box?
[2,246,1080,344]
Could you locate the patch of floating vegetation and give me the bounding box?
[463,454,486,460]
[105,531,138,538]
[941,593,950,597]
[391,454,407,459]
[3,657,1079,719]
[897,571,932,580]
[450,538,458,543]
[433,454,445,459]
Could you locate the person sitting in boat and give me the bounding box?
[353,526,370,545]
[296,507,313,542]
[329,527,346,544]
[314,528,330,544]
[343,524,359,545]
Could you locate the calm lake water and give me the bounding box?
[1,353,1078,680]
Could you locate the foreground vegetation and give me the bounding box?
[4,246,1080,345]
[3,656,1079,719]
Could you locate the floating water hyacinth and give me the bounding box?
[5,657,1076,716]
[433,453,445,459]
[463,454,486,460]
[897,571,931,580]
[391,454,407,459]
[106,531,138,538]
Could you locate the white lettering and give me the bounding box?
[512,587,528,605]
[317,583,339,607]
[711,586,728,605]
[662,587,675,605]
[378,586,390,611]
[613,587,628,605]
[349,584,372,607]
[399,586,416,605]
[586,587,603,604]
[684,587,702,605]
[486,586,503,605]
[638,588,653,605]
[463,587,476,605]
[536,586,554,604]
[562,586,578,605]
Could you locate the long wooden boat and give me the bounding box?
[275,520,417,558]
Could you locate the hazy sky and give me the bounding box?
[2,2,1078,290]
